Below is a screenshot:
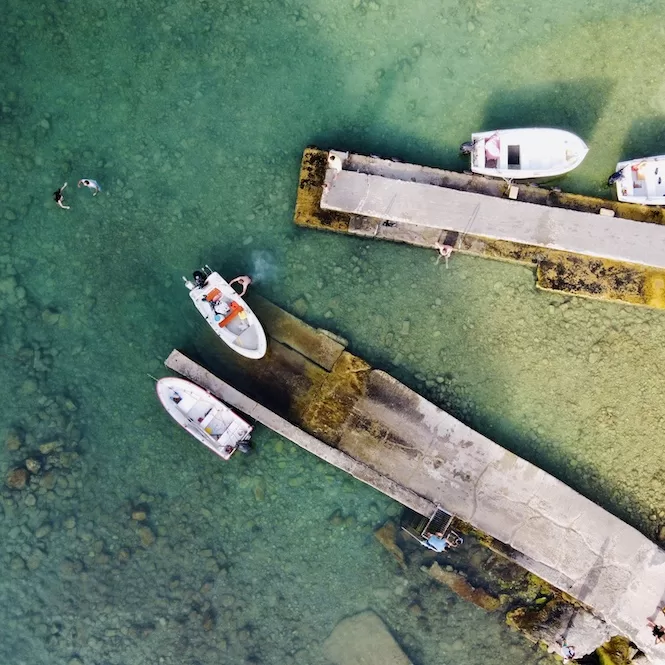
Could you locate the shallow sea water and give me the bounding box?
[2,0,665,664]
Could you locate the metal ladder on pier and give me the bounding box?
[401,506,463,550]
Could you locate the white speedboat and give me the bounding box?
[183,266,267,360]
[156,377,252,460]
[608,155,665,205]
[460,128,588,179]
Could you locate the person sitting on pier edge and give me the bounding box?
[560,641,575,663]
[647,617,665,644]
[424,531,449,552]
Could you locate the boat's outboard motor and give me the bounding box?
[460,141,474,155]
[193,270,208,289]
[238,440,251,454]
[607,169,624,186]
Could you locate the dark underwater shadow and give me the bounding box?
[617,116,665,159]
[311,78,616,173]
[479,79,614,140]
[310,57,459,171]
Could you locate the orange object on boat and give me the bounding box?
[218,300,243,328]
[206,288,222,302]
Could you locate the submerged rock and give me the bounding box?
[658,524,665,543]
[25,458,41,474]
[427,562,502,611]
[39,440,61,455]
[138,526,155,547]
[35,524,51,539]
[201,609,215,631]
[6,467,28,489]
[291,297,308,317]
[5,431,21,451]
[374,521,406,570]
[40,471,56,490]
[117,548,130,563]
[323,610,412,665]
[596,636,632,665]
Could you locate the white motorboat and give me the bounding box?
[156,377,252,460]
[183,266,267,360]
[460,128,588,179]
[608,155,665,205]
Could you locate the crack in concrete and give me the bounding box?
[354,173,371,213]
[468,462,491,523]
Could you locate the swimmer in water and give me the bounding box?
[228,275,252,297]
[53,182,70,209]
[78,178,102,195]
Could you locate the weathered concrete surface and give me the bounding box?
[248,295,347,371]
[191,295,348,422]
[295,147,665,309]
[323,611,413,665]
[164,350,434,519]
[165,329,665,663]
[335,370,665,664]
[321,167,665,270]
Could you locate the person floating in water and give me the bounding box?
[78,178,102,195]
[228,275,251,297]
[53,182,70,209]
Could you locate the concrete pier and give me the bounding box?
[321,161,665,270]
[165,349,435,518]
[294,148,665,309]
[164,297,665,664]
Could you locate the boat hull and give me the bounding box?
[186,271,267,359]
[156,377,252,460]
[613,155,665,205]
[467,128,588,179]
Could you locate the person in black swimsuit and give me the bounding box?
[53,182,70,209]
[647,617,665,644]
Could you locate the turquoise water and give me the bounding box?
[3,0,665,663]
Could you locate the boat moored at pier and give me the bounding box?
[460,128,588,179]
[608,155,665,205]
[183,266,267,359]
[156,376,252,459]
